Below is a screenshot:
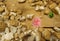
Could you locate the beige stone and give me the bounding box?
[9,20,19,27]
[44,7,50,15]
[0,7,5,12]
[42,29,51,40]
[54,32,60,39]
[49,3,57,9]
[0,21,7,32]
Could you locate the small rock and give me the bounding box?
[17,28,21,34]
[39,6,45,10]
[0,7,5,13]
[53,32,60,39]
[42,29,51,40]
[49,3,57,9]
[0,2,5,13]
[35,5,40,11]
[31,3,36,7]
[27,14,34,20]
[10,15,15,20]
[55,6,60,14]
[21,25,27,32]
[3,15,9,20]
[19,33,24,38]
[35,5,45,11]
[35,1,43,5]
[18,0,26,3]
[44,8,50,15]
[14,33,18,40]
[10,26,17,34]
[5,27,9,34]
[20,16,26,21]
[3,32,13,40]
[9,20,19,27]
[0,21,7,32]
[54,27,60,32]
[38,28,44,32]
[10,12,17,16]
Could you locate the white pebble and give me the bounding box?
[55,6,60,14]
[2,32,13,40]
[18,0,25,2]
[24,30,32,35]
[21,27,26,32]
[39,6,45,10]
[2,12,6,15]
[31,32,36,36]
[10,12,16,16]
[5,27,9,34]
[10,26,17,34]
[20,16,26,21]
[54,27,60,31]
[35,5,40,10]
[35,5,45,10]
[27,14,34,19]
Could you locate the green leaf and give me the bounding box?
[49,11,54,18]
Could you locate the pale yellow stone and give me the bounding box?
[0,7,4,12]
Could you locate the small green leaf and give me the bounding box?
[49,11,54,18]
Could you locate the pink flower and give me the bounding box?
[32,17,41,27]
